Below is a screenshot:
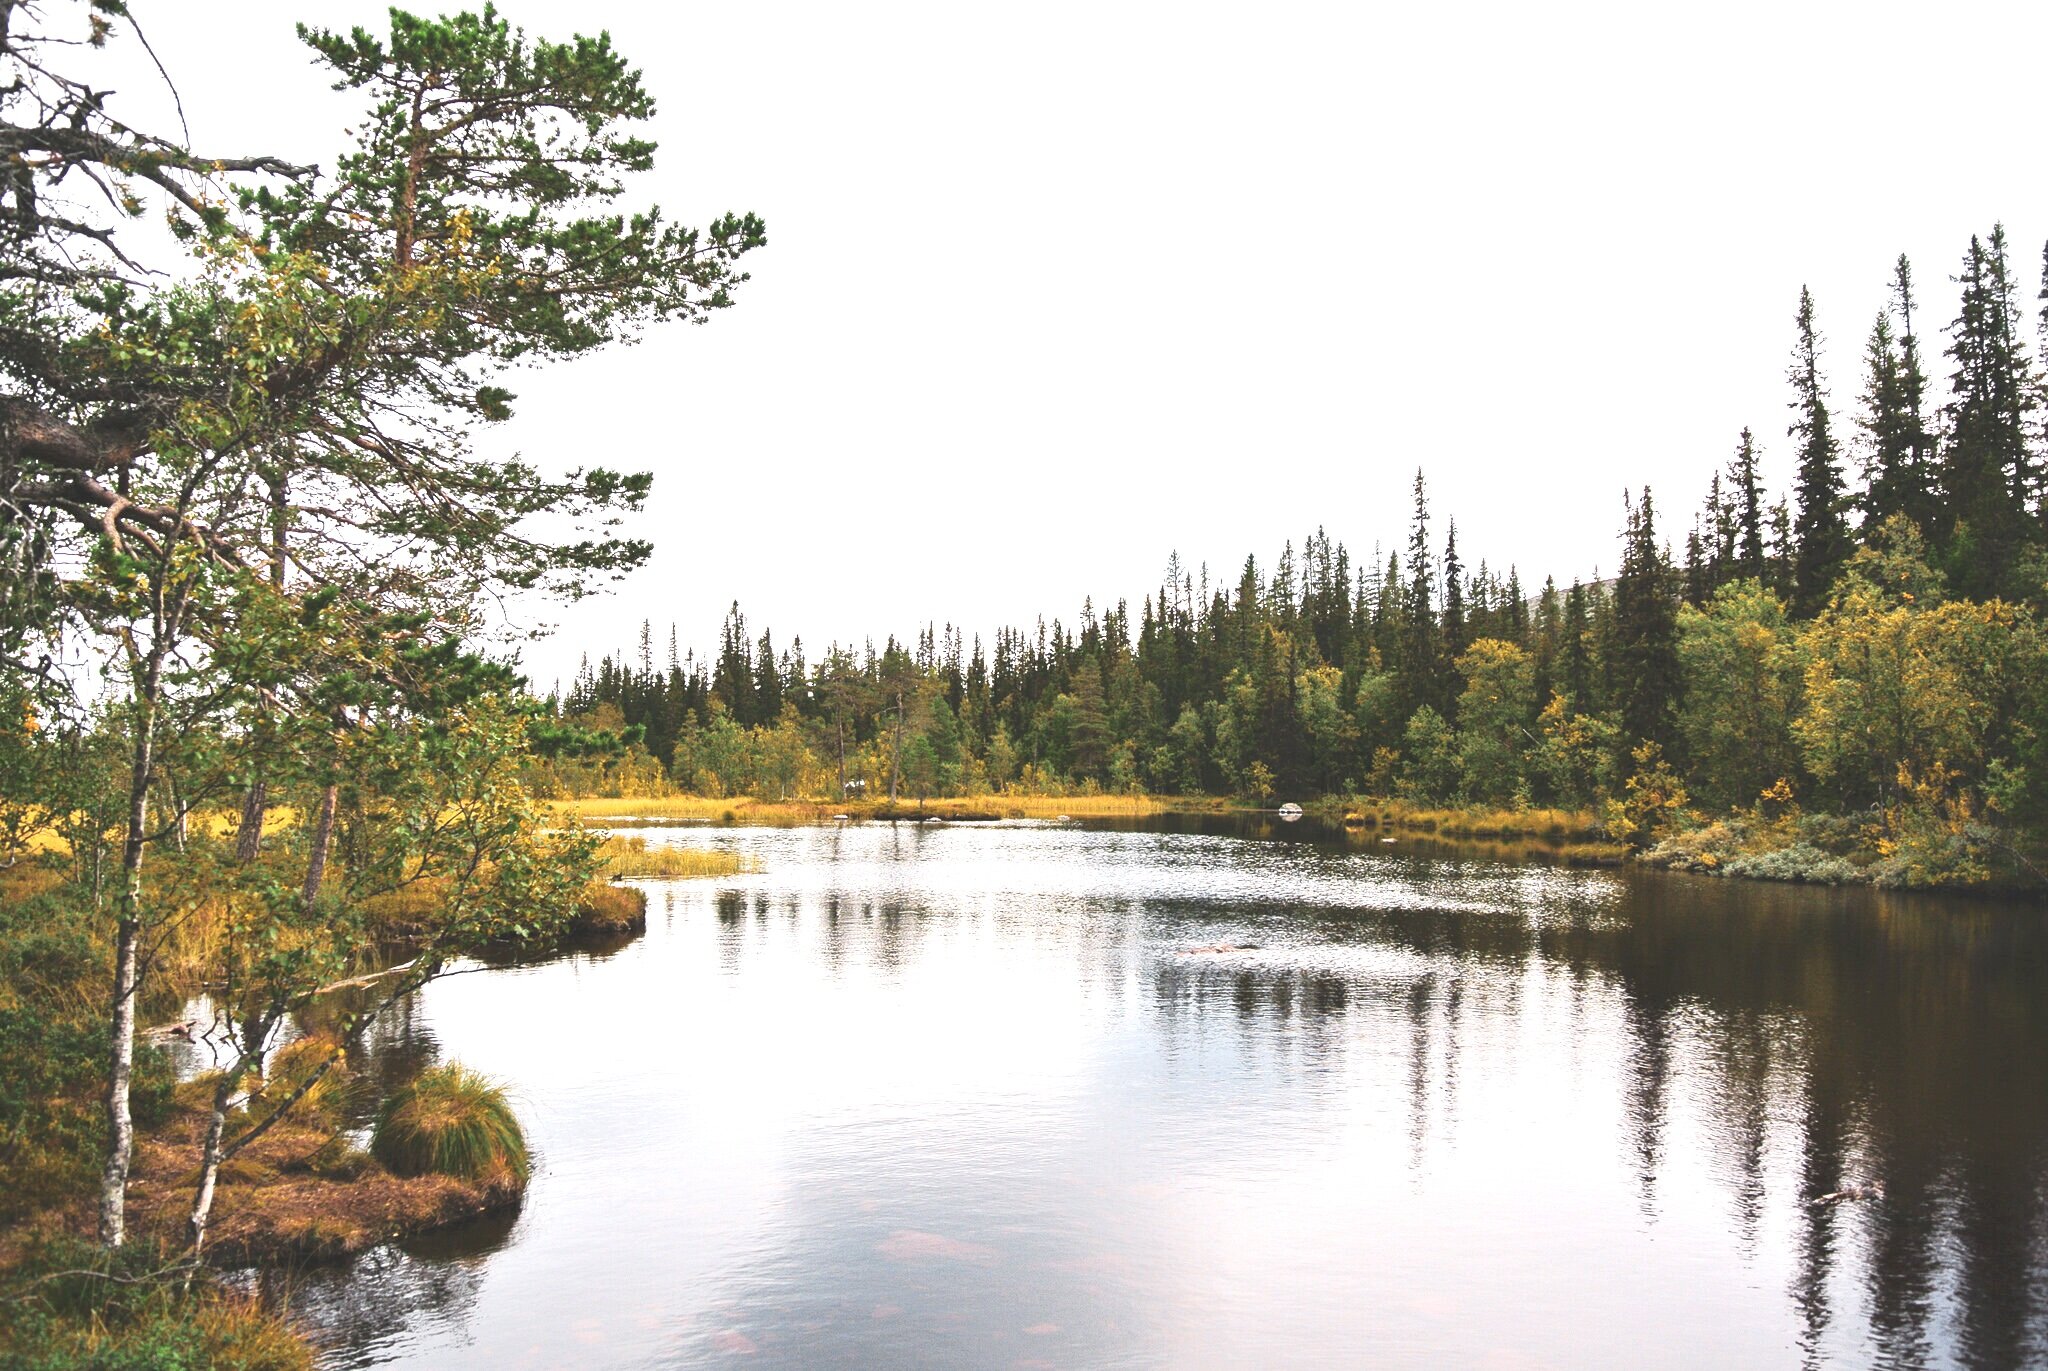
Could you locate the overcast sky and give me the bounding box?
[102,2,2048,686]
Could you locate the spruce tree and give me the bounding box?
[1374,547,1406,680]
[1729,428,1766,581]
[1561,579,1593,709]
[1856,308,1916,531]
[1441,521,1468,664]
[1532,576,1562,705]
[1689,520,1715,606]
[1402,471,1441,714]
[1766,499,1795,594]
[1609,490,1682,752]
[1941,226,2038,596]
[1894,255,1936,530]
[1788,286,1851,615]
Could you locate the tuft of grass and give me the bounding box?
[594,835,757,878]
[371,1064,529,1187]
[189,1292,315,1371]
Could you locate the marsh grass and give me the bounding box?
[555,792,1194,827]
[593,835,759,878]
[371,1064,529,1186]
[1323,798,1607,842]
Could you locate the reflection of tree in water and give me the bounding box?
[1620,990,1672,1218]
[715,889,748,975]
[259,1206,521,1367]
[1138,865,2048,1367]
[1406,976,1434,1172]
[1583,876,2048,1370]
[320,830,2046,1368]
[821,894,848,973]
[287,987,444,1132]
[871,900,909,973]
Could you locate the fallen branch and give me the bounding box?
[1808,1182,1884,1206]
[310,956,421,995]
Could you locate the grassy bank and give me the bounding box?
[552,792,1204,826]
[1305,797,1628,866]
[1315,797,1608,842]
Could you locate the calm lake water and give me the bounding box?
[286,818,2048,1370]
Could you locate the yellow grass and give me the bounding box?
[551,792,1201,826]
[1325,798,1606,842]
[11,804,299,859]
[593,836,759,879]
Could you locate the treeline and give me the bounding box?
[555,227,2048,884]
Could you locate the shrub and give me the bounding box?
[371,1064,529,1185]
[1720,843,1863,885]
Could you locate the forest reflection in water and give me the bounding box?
[288,819,2047,1370]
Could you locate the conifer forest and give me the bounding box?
[559,236,2048,889]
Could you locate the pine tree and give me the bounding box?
[1788,286,1850,615]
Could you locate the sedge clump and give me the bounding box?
[370,1064,529,1185]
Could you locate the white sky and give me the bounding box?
[94,2,2048,687]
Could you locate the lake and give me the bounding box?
[285,817,2048,1369]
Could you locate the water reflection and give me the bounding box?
[293,821,2048,1370]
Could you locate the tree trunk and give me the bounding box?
[835,717,846,799]
[302,782,339,910]
[165,771,187,853]
[99,707,156,1248]
[234,774,267,862]
[889,691,903,805]
[186,1060,246,1256]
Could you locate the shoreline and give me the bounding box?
[548,792,2043,896]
